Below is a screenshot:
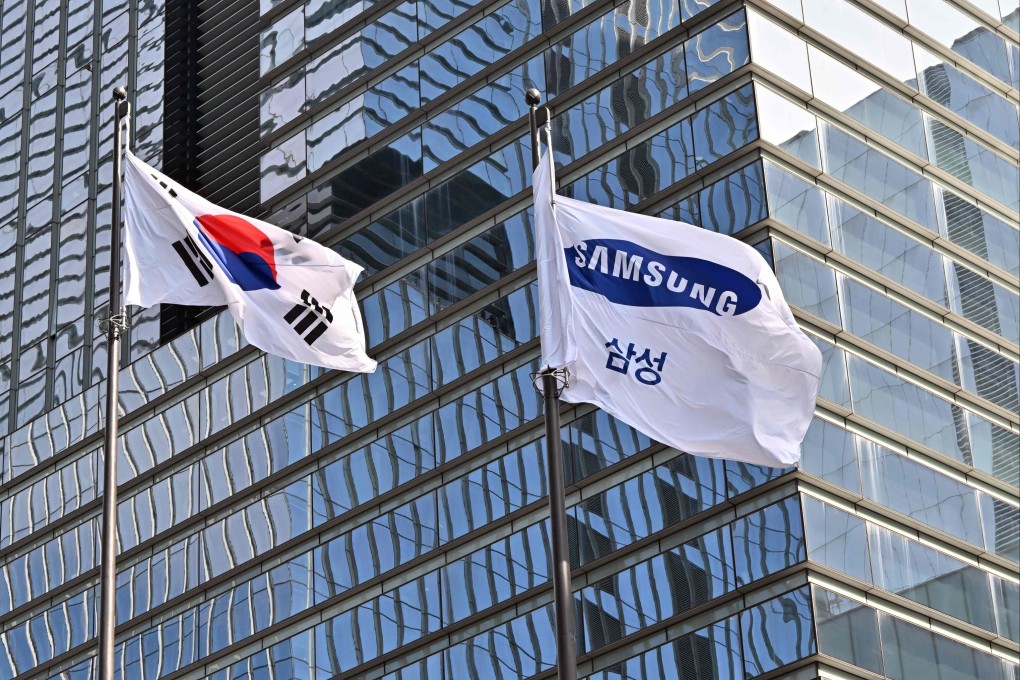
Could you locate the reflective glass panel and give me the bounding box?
[740,586,815,677]
[685,10,748,94]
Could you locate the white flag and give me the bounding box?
[534,151,821,467]
[123,151,376,373]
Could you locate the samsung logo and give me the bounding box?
[566,239,762,316]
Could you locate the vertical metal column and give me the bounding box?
[526,88,578,680]
[98,85,130,680]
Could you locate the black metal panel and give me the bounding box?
[159,0,260,344]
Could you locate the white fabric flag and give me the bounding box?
[123,151,376,373]
[534,151,821,467]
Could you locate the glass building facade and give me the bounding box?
[0,0,1017,678]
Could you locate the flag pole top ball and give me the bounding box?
[525,89,541,107]
[113,86,128,101]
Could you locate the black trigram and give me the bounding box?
[150,173,179,198]
[172,234,214,286]
[284,290,333,345]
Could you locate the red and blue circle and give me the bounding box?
[194,214,281,291]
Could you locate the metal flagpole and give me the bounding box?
[98,85,130,680]
[525,88,578,680]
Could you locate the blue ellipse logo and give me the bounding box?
[565,239,762,316]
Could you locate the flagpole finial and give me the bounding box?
[525,88,541,107]
[113,86,127,101]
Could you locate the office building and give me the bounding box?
[0,0,1017,678]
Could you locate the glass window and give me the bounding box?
[803,0,916,83]
[869,521,998,634]
[674,615,742,680]
[956,336,1020,413]
[849,354,975,464]
[19,229,53,350]
[906,0,1013,88]
[62,70,93,184]
[840,275,956,382]
[698,161,766,235]
[569,117,696,208]
[809,45,927,159]
[305,129,423,230]
[658,191,701,228]
[808,334,851,409]
[305,101,371,175]
[340,196,425,275]
[822,123,939,232]
[803,496,871,582]
[566,408,654,480]
[260,6,304,75]
[424,55,544,171]
[427,210,533,313]
[435,361,541,464]
[552,45,687,166]
[946,261,1020,345]
[134,21,165,158]
[685,10,749,94]
[441,523,548,625]
[993,577,1020,643]
[691,83,757,167]
[680,0,726,21]
[27,73,58,162]
[418,0,475,37]
[570,455,726,563]
[260,131,306,201]
[914,45,1020,150]
[829,197,947,305]
[799,417,861,494]
[0,2,28,96]
[304,34,371,109]
[938,188,1019,278]
[772,240,841,325]
[430,311,522,388]
[924,114,1020,212]
[425,138,529,241]
[860,437,1004,556]
[360,275,429,345]
[747,9,810,92]
[733,496,805,585]
[879,608,1010,680]
[306,0,382,43]
[740,586,815,677]
[754,84,820,168]
[441,604,558,678]
[812,586,884,674]
[31,0,60,68]
[0,247,16,362]
[0,114,21,221]
[440,442,543,541]
[763,161,830,245]
[420,0,541,103]
[725,460,791,497]
[582,551,676,649]
[582,528,736,651]
[547,0,682,97]
[260,69,305,136]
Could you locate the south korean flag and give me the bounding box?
[123,151,377,373]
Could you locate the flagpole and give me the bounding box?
[98,85,130,680]
[526,88,578,680]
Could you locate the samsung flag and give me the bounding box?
[534,152,821,467]
[123,151,376,373]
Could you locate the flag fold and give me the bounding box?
[123,151,376,373]
[533,151,821,467]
